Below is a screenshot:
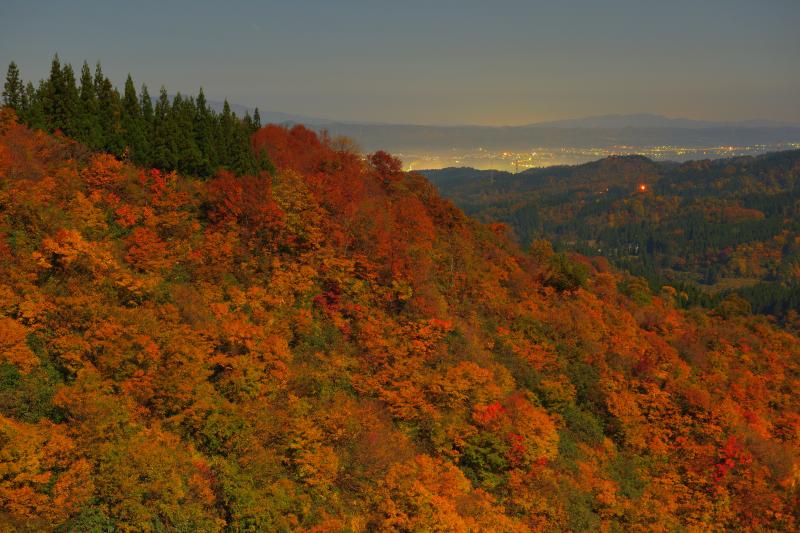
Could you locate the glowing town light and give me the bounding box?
[639,184,647,192]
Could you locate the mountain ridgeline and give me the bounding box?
[306,117,800,153]
[424,151,800,326]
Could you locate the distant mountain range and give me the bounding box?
[218,105,800,131]
[525,113,799,129]
[207,102,800,153]
[306,119,800,152]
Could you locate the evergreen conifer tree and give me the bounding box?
[2,61,24,110]
[194,87,216,175]
[140,85,154,124]
[218,100,235,169]
[172,93,202,174]
[43,54,67,131]
[93,62,105,97]
[152,87,177,170]
[139,83,154,162]
[23,82,45,129]
[17,82,30,122]
[60,63,80,136]
[78,62,102,149]
[96,74,124,156]
[122,74,148,163]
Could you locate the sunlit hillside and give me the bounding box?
[0,106,799,530]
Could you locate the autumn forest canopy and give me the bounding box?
[425,153,800,331]
[1,57,800,531]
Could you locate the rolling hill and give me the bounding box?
[423,151,800,324]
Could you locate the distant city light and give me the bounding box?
[398,142,800,172]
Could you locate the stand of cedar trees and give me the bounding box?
[2,55,273,177]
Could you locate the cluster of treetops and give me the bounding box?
[2,56,273,177]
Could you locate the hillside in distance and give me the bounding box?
[1,104,800,531]
[423,151,800,324]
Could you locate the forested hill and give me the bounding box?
[1,106,800,531]
[424,151,800,326]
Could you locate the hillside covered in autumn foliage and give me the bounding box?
[0,107,799,531]
[425,152,800,328]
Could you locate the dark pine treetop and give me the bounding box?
[2,61,23,110]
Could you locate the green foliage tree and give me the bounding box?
[122,74,148,163]
[94,63,124,156]
[172,93,203,174]
[152,86,177,170]
[218,99,234,167]
[24,81,46,129]
[139,83,154,142]
[2,61,23,110]
[43,54,65,131]
[60,63,80,137]
[194,87,216,176]
[77,62,102,149]
[543,253,589,292]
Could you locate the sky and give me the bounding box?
[1,0,798,126]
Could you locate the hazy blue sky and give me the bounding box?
[2,0,798,125]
